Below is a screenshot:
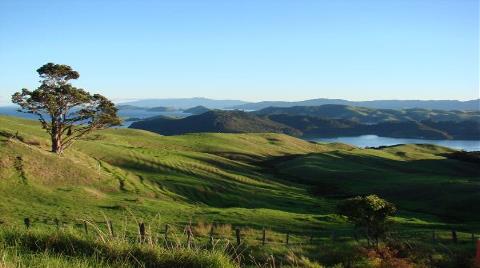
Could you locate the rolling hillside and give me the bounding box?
[1,114,479,229]
[1,114,480,267]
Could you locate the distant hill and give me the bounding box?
[146,106,177,112]
[119,97,249,109]
[256,105,480,124]
[183,105,210,115]
[231,98,480,111]
[116,105,147,110]
[129,110,301,136]
[266,114,463,139]
[130,109,480,140]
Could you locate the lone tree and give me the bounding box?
[12,63,121,154]
[337,194,396,247]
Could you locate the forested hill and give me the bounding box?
[129,110,301,136]
[129,107,480,140]
[255,104,480,124]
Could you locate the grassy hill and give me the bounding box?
[2,114,479,225]
[1,115,479,266]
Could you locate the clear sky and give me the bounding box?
[0,0,478,105]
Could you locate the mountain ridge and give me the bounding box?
[119,97,248,109]
[231,98,480,111]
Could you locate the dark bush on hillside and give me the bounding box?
[337,195,396,247]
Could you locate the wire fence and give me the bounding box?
[12,217,480,248]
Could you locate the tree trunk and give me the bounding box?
[51,129,63,154]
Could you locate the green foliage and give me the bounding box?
[337,195,396,246]
[11,63,120,154]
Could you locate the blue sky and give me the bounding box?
[0,0,478,105]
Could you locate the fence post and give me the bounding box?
[164,224,169,241]
[83,221,88,235]
[24,218,30,229]
[235,228,241,245]
[139,222,146,243]
[186,225,192,249]
[262,228,266,246]
[107,220,114,237]
[286,232,290,245]
[475,239,480,268]
[451,229,457,244]
[209,225,214,247]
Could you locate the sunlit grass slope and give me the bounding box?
[0,114,478,235]
[0,115,338,232]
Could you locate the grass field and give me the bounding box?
[0,115,479,267]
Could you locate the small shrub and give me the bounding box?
[361,246,414,268]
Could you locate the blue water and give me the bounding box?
[309,135,480,151]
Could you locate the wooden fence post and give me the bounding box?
[286,232,290,245]
[139,222,146,243]
[164,224,169,241]
[83,221,88,235]
[451,229,457,244]
[475,239,480,268]
[186,225,192,249]
[235,228,241,245]
[262,228,266,246]
[24,218,30,229]
[107,220,114,237]
[209,225,214,247]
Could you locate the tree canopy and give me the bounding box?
[337,195,396,246]
[12,63,121,154]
